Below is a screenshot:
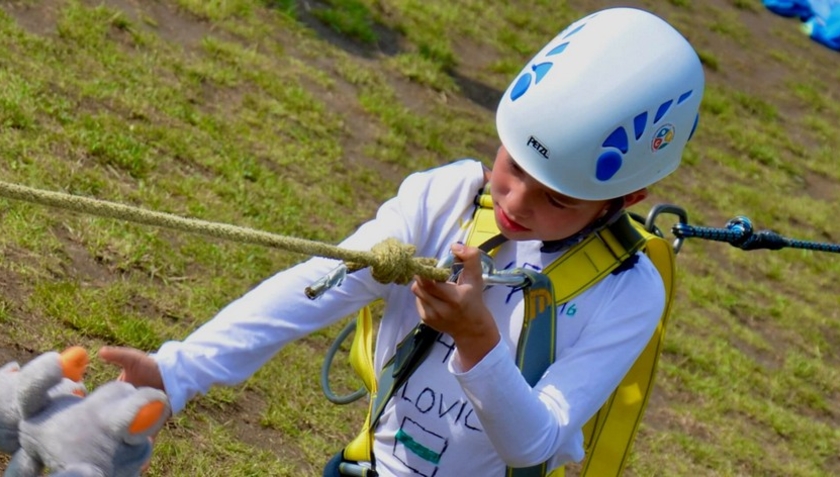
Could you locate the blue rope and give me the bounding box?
[672,216,840,253]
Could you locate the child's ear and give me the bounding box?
[622,189,649,208]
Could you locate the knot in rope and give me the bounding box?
[368,238,424,284]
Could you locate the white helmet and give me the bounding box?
[496,7,704,200]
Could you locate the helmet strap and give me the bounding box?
[540,198,625,254]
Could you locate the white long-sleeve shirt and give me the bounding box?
[154,159,665,476]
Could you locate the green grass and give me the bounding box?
[311,0,379,44]
[0,0,838,476]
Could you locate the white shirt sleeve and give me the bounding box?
[451,256,665,466]
[155,159,487,413]
[154,250,382,413]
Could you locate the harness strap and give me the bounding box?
[470,191,646,477]
[341,306,378,473]
[341,187,648,476]
[341,232,504,475]
[578,224,676,476]
[373,231,507,425]
[507,268,556,477]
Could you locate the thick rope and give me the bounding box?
[0,180,450,282]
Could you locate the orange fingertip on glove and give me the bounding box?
[59,346,89,382]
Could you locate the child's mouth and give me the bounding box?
[496,208,531,233]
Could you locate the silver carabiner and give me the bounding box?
[307,249,532,300]
[437,250,529,287]
[645,204,689,254]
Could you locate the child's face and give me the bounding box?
[489,145,613,242]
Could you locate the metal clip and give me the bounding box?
[305,263,348,300]
[306,250,531,299]
[338,461,377,476]
[645,204,689,254]
[438,250,529,287]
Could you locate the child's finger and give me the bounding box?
[98,346,165,390]
[99,346,142,368]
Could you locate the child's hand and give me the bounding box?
[98,346,168,474]
[411,243,500,370]
[98,346,165,392]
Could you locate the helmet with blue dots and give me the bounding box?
[496,7,704,200]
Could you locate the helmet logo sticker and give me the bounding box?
[527,136,550,159]
[651,124,675,152]
[509,21,589,102]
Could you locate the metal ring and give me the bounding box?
[645,204,689,254]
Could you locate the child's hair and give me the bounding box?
[496,7,705,201]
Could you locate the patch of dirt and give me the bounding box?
[101,0,214,50]
[0,245,48,358]
[51,224,116,287]
[189,390,286,454]
[0,344,33,367]
[803,169,837,202]
[448,37,506,112]
[1,0,63,36]
[4,0,213,49]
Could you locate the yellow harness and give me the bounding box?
[336,189,676,477]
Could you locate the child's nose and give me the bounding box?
[505,184,533,219]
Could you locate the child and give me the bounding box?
[100,7,704,476]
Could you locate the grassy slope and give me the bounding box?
[0,0,838,475]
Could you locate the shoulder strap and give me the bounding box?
[578,223,676,477]
[342,306,378,472]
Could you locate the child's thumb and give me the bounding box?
[451,244,484,286]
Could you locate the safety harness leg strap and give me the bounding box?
[342,306,377,468]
